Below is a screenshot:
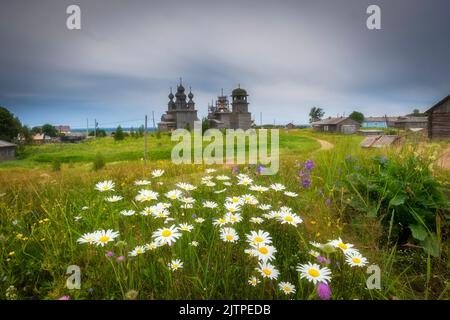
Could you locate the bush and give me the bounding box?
[343,151,448,257]
[114,126,125,141]
[51,159,61,171]
[93,153,106,171]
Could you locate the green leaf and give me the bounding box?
[409,224,427,241]
[367,206,378,218]
[422,234,440,257]
[389,195,406,206]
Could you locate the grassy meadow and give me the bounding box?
[0,129,448,300]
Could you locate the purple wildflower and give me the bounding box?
[116,255,125,263]
[105,251,114,258]
[58,295,71,300]
[316,256,331,265]
[302,177,311,189]
[256,164,266,175]
[316,283,331,300]
[303,160,314,170]
[231,166,240,175]
[325,198,331,207]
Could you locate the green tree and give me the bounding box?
[202,117,210,134]
[413,108,420,115]
[349,111,365,123]
[31,126,42,134]
[0,106,22,142]
[309,107,325,123]
[41,124,58,137]
[114,125,125,141]
[20,125,33,144]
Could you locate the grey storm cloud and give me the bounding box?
[0,0,449,127]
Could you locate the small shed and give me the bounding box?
[285,122,295,129]
[312,117,361,134]
[393,116,428,130]
[0,140,17,161]
[425,94,450,139]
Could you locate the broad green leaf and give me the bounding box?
[409,224,427,241]
[422,234,440,257]
[389,195,406,206]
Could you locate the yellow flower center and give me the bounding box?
[338,243,348,250]
[99,235,110,243]
[263,268,272,276]
[162,230,172,237]
[226,235,233,241]
[308,268,320,278]
[284,216,293,222]
[258,247,269,255]
[254,236,264,243]
[352,257,361,264]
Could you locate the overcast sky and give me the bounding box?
[1,0,449,128]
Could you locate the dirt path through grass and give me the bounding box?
[315,138,334,151]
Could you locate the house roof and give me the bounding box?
[394,116,427,123]
[425,94,450,114]
[0,140,17,147]
[311,117,357,125]
[364,116,398,122]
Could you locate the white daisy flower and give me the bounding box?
[189,241,199,247]
[246,230,272,246]
[168,259,183,271]
[258,204,272,211]
[144,242,160,251]
[180,197,195,205]
[309,250,320,257]
[241,194,258,205]
[129,245,146,256]
[284,191,298,197]
[179,223,194,232]
[223,182,232,186]
[270,183,286,192]
[140,207,153,216]
[176,182,197,191]
[225,196,245,205]
[214,188,227,194]
[220,227,239,243]
[135,189,159,202]
[224,202,241,213]
[95,180,115,192]
[237,177,253,186]
[249,243,277,262]
[152,225,181,246]
[81,206,89,211]
[105,195,123,203]
[213,216,230,227]
[203,201,218,209]
[216,175,231,181]
[278,212,303,226]
[202,181,216,187]
[94,229,120,247]
[135,180,151,186]
[297,262,332,284]
[205,168,216,174]
[256,262,280,280]
[165,189,183,200]
[77,232,98,245]
[120,210,136,216]
[249,185,269,193]
[248,276,261,286]
[345,251,368,267]
[225,212,243,225]
[195,217,205,224]
[250,217,264,224]
[151,169,165,178]
[278,282,296,295]
[329,238,355,253]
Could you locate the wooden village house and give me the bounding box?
[311,117,361,134]
[0,140,17,161]
[426,94,450,139]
